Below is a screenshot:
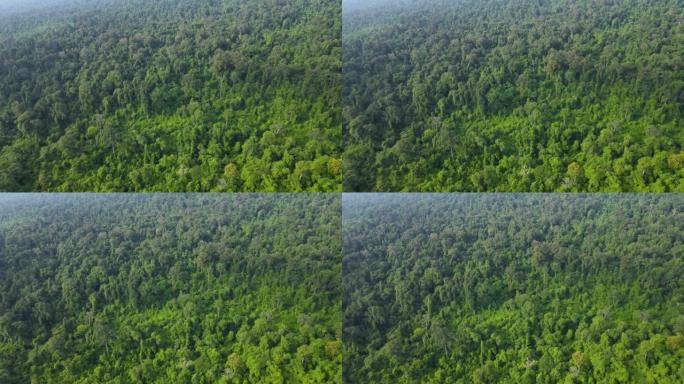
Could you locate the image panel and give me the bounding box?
[343,0,684,192]
[0,0,342,192]
[343,193,683,382]
[0,193,341,383]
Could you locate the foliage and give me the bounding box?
[0,194,342,383]
[343,193,684,382]
[0,0,342,191]
[343,0,684,191]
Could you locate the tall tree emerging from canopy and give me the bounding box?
[0,0,342,192]
[0,194,342,383]
[343,193,684,383]
[343,0,684,192]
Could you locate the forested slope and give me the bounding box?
[0,194,342,383]
[343,0,684,192]
[343,194,684,383]
[0,0,341,191]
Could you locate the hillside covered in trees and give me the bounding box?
[343,194,683,382]
[0,194,342,383]
[0,0,341,192]
[343,0,684,192]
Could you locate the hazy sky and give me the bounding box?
[2,0,418,13]
[0,0,101,14]
[0,0,70,4]
[342,0,438,15]
[343,0,406,12]
[0,0,68,11]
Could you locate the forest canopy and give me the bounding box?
[343,0,684,192]
[343,193,684,382]
[0,194,342,383]
[0,0,342,192]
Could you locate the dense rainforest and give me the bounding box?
[0,194,342,383]
[343,194,684,383]
[0,0,342,192]
[343,0,684,192]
